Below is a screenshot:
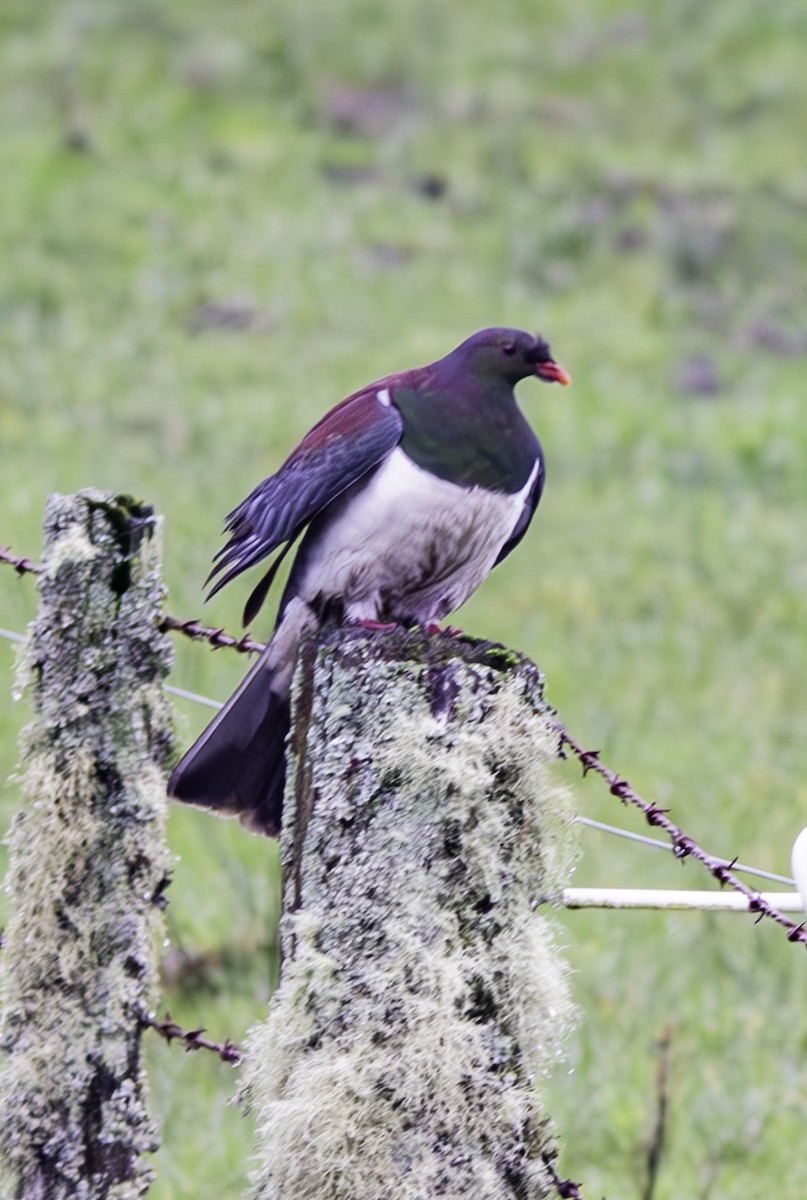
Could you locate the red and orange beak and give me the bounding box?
[535,359,572,387]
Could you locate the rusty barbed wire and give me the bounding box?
[141,1011,243,1065]
[553,722,807,949]
[159,614,265,655]
[0,547,42,576]
[3,537,805,951]
[1,551,265,655]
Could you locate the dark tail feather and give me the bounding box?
[168,597,316,837]
[242,535,299,628]
[168,650,291,837]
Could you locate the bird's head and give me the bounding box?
[453,327,571,388]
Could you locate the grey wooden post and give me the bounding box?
[241,627,577,1200]
[0,491,172,1200]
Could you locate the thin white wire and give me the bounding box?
[576,815,795,887]
[0,623,795,887]
[164,685,222,710]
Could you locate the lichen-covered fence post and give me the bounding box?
[241,626,578,1200]
[0,490,173,1200]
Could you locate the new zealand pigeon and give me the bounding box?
[168,327,570,835]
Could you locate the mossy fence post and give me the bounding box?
[0,490,173,1200]
[241,626,578,1200]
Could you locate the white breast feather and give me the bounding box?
[299,448,538,623]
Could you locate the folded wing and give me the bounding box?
[206,385,405,620]
[493,453,545,567]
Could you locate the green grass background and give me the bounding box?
[2,1,807,1196]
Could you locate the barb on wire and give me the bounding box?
[141,1010,242,1065]
[0,547,42,576]
[160,614,265,656]
[1,541,265,657]
[0,545,263,662]
[541,1151,584,1199]
[554,721,807,949]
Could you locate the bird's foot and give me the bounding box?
[423,622,464,637]
[353,617,400,632]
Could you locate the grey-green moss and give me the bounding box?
[0,491,173,1200]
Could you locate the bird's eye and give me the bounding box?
[502,342,516,356]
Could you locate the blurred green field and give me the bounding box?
[2,1,807,1196]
